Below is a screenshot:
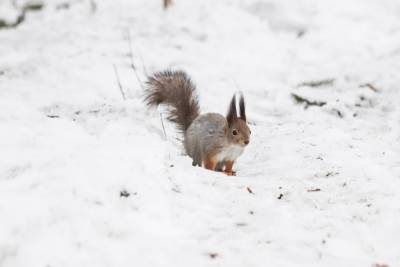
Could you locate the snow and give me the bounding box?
[0,0,399,266]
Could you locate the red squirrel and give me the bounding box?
[145,70,251,176]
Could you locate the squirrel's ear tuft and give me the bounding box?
[227,94,237,127]
[239,92,246,122]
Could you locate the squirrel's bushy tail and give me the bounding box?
[145,70,200,132]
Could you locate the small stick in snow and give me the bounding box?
[297,79,335,88]
[126,30,146,91]
[246,186,254,194]
[23,2,44,11]
[47,115,60,119]
[138,53,148,77]
[160,113,167,139]
[113,64,126,100]
[331,108,344,118]
[291,93,327,109]
[325,171,338,177]
[359,83,380,93]
[277,193,284,200]
[307,188,321,192]
[0,2,43,29]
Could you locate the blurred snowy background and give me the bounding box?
[0,0,399,266]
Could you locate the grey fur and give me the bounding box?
[145,70,200,132]
[184,113,227,166]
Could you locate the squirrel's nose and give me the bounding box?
[244,140,249,145]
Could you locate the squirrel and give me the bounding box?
[144,70,251,176]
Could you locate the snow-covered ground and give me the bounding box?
[1,0,400,266]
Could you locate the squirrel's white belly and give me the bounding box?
[215,144,244,162]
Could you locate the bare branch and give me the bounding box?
[291,93,326,109]
[113,64,126,100]
[359,83,380,92]
[126,30,146,91]
[0,2,43,30]
[297,79,335,88]
[138,52,148,77]
[160,113,167,140]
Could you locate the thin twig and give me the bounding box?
[359,83,379,93]
[297,79,335,88]
[291,93,326,109]
[0,2,43,29]
[126,30,146,91]
[138,52,148,77]
[246,187,254,194]
[113,64,126,100]
[126,31,136,69]
[160,113,167,139]
[307,188,321,192]
[127,32,148,76]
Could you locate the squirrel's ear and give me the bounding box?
[227,94,237,127]
[239,92,246,122]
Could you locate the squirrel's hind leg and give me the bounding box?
[203,155,217,172]
[192,159,201,167]
[189,141,202,167]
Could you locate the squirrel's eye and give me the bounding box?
[232,129,238,136]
